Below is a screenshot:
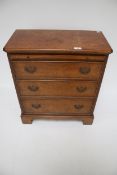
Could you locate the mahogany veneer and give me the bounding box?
[3,29,113,124]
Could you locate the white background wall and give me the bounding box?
[0,0,117,175]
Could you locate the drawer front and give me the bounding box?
[17,80,97,97]
[10,54,107,61]
[22,97,94,114]
[12,61,104,80]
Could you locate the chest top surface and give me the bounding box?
[3,29,112,55]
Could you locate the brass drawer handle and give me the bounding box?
[24,66,37,73]
[74,104,84,110]
[32,104,41,109]
[28,85,39,92]
[80,67,91,74]
[76,86,87,93]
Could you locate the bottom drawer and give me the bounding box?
[21,97,94,114]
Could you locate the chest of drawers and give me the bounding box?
[3,29,112,124]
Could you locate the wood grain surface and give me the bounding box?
[3,30,113,54]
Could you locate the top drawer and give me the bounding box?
[12,61,104,80]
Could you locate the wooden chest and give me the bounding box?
[3,29,112,124]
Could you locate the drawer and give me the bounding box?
[17,80,98,97]
[12,61,104,80]
[22,97,94,114]
[10,54,107,61]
